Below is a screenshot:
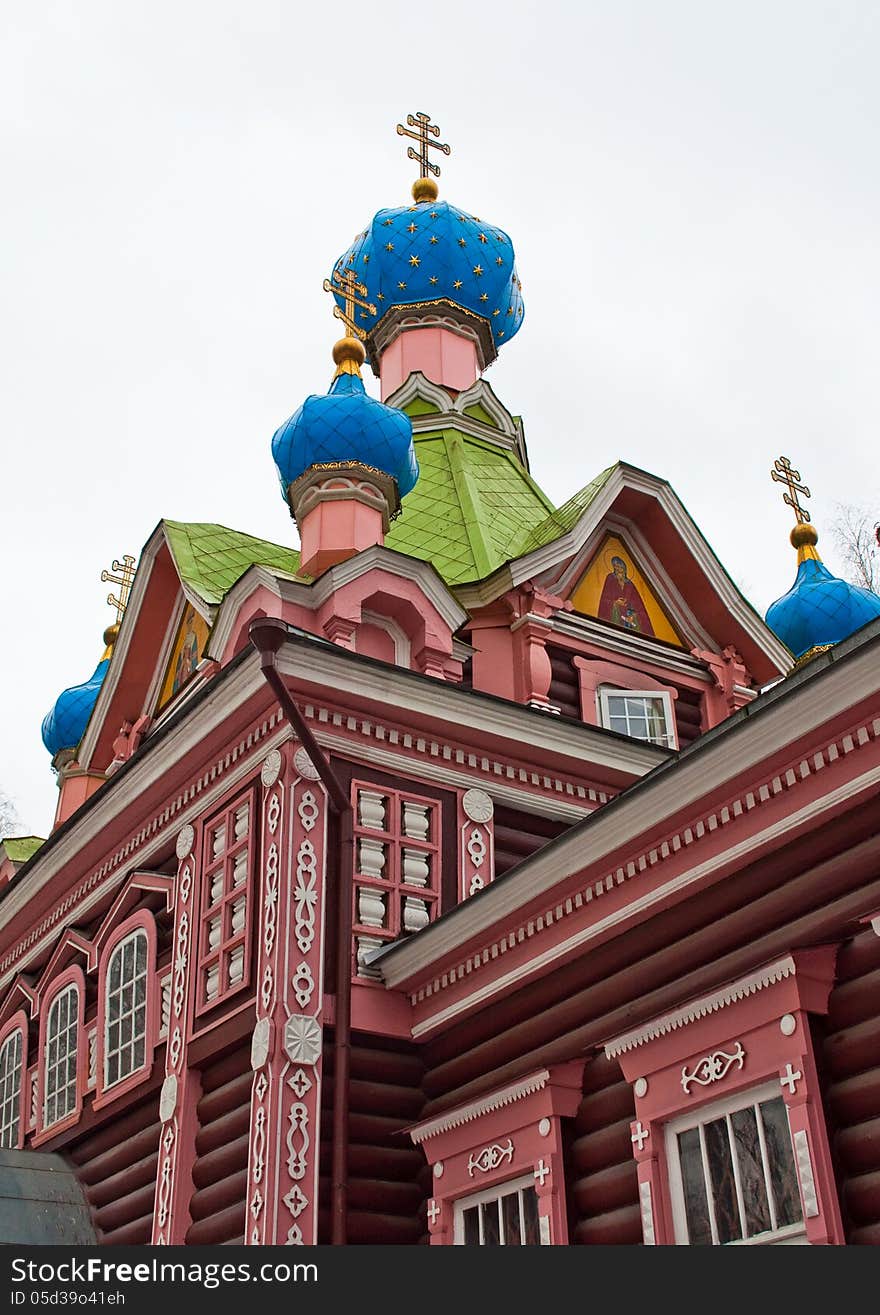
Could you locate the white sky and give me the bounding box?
[2,1,878,836]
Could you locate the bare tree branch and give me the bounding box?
[0,790,20,841]
[830,502,879,594]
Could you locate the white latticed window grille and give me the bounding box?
[598,688,676,748]
[352,784,441,979]
[0,1029,23,1148]
[104,929,149,1088]
[454,1175,545,1246]
[43,985,79,1128]
[665,1083,805,1245]
[198,794,254,1011]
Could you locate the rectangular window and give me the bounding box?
[104,930,149,1088]
[666,1084,805,1245]
[0,1030,23,1149]
[352,783,441,979]
[598,688,676,748]
[454,1176,545,1246]
[197,791,255,1013]
[44,985,79,1129]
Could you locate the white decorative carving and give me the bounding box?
[293,746,320,780]
[251,1106,266,1186]
[292,962,315,1010]
[780,1013,797,1037]
[780,1063,802,1095]
[467,1138,514,1177]
[433,1161,444,1178]
[355,933,383,980]
[263,840,279,956]
[175,824,195,860]
[250,1189,263,1221]
[251,1017,271,1071]
[681,1042,745,1095]
[402,847,430,887]
[403,895,430,933]
[468,874,484,896]
[466,828,487,869]
[410,1070,551,1145]
[172,912,189,1020]
[156,1128,175,1228]
[357,789,386,830]
[159,1074,178,1123]
[793,1129,819,1218]
[169,1026,182,1069]
[538,1117,551,1138]
[358,836,386,881]
[284,1015,322,1066]
[462,788,494,823]
[260,749,283,787]
[357,886,386,929]
[266,792,281,836]
[539,1215,551,1245]
[297,790,319,832]
[284,1184,309,1219]
[87,1028,97,1089]
[294,840,318,954]
[286,1102,310,1180]
[255,1072,267,1102]
[634,1076,648,1099]
[288,1068,312,1098]
[639,1181,656,1244]
[534,1159,550,1186]
[427,1199,441,1226]
[402,800,431,841]
[159,976,172,1038]
[631,1121,649,1151]
[285,1224,304,1246]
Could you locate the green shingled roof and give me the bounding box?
[163,521,300,605]
[384,431,559,584]
[1,836,43,864]
[514,466,616,553]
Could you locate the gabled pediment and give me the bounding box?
[387,372,528,464]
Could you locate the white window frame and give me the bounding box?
[597,686,677,749]
[43,983,80,1129]
[664,1081,808,1246]
[452,1173,547,1246]
[0,1028,23,1149]
[103,928,149,1090]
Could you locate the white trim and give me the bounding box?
[549,613,716,683]
[452,1173,543,1245]
[604,957,797,1058]
[406,759,880,1034]
[102,927,149,1090]
[409,1070,550,1145]
[359,610,411,666]
[598,687,677,750]
[140,594,187,720]
[377,637,880,988]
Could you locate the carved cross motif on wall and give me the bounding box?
[534,1159,550,1187]
[780,1062,802,1095]
[631,1121,650,1151]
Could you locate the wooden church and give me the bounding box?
[2,112,879,1248]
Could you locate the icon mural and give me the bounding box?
[571,535,682,646]
[157,604,210,710]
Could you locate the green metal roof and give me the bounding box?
[384,431,559,585]
[163,521,301,605]
[514,466,616,553]
[1,836,44,864]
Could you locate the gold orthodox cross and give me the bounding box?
[396,111,451,178]
[101,554,137,624]
[323,267,377,341]
[771,456,811,524]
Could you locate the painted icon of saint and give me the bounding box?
[598,556,655,636]
[172,609,201,695]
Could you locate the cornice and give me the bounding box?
[549,613,715,682]
[408,1070,550,1144]
[603,956,797,1057]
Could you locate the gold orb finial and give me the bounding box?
[103,622,120,648]
[332,336,366,370]
[790,521,818,550]
[412,176,439,203]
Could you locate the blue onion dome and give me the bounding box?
[330,194,524,361]
[765,522,880,663]
[41,656,110,758]
[272,339,418,502]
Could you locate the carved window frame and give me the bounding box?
[36,969,84,1142]
[452,1172,546,1246]
[195,785,258,1017]
[93,913,157,1110]
[0,1012,27,1150]
[597,686,677,749]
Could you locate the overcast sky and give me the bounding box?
[2,2,878,836]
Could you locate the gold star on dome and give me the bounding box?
[409,254,421,267]
[429,235,439,244]
[453,279,463,289]
[492,308,500,316]
[407,222,418,233]
[479,293,488,302]
[429,275,438,285]
[398,280,407,289]
[496,233,507,243]
[383,218,394,226]
[457,214,467,222]
[495,257,503,266]
[430,211,439,218]
[363,254,370,263]
[478,233,487,243]
[385,242,394,251]
[499,330,505,338]
[518,306,523,315]
[507,306,513,315]
[377,292,385,301]
[473,265,484,276]
[458,237,466,247]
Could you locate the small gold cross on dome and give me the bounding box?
[771,455,812,524]
[396,111,451,179]
[101,555,137,625]
[322,267,376,341]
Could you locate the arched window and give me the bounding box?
[0,1028,23,1148]
[104,929,149,1088]
[44,984,79,1128]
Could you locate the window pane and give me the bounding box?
[462,1206,479,1245]
[677,1127,712,1245]
[480,1200,500,1245]
[501,1191,522,1245]
[704,1117,742,1243]
[730,1106,772,1236]
[760,1098,803,1227]
[521,1185,541,1246]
